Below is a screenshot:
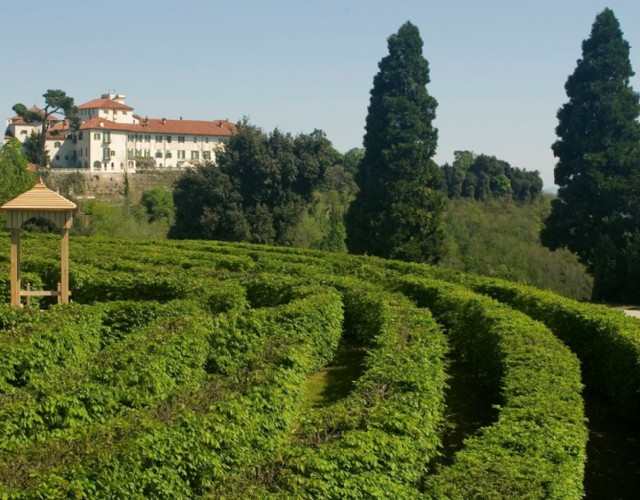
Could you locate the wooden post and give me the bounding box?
[9,228,21,307]
[60,226,70,304]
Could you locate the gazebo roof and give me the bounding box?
[1,178,77,212]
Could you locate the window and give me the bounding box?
[165,151,172,158]
[193,136,198,143]
[111,150,116,157]
[127,149,134,159]
[64,155,68,160]
[145,135,151,142]
[178,136,185,143]
[104,131,111,143]
[79,132,83,140]
[128,134,135,141]
[55,155,60,161]
[135,149,142,157]
[166,136,172,143]
[111,163,115,170]
[203,151,211,160]
[177,150,185,159]
[204,137,209,144]
[144,149,151,157]
[94,133,101,140]
[191,151,200,160]
[103,149,111,160]
[94,161,101,170]
[54,142,61,148]
[155,150,163,158]
[155,135,163,142]
[20,130,27,135]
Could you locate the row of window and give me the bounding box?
[125,149,210,160]
[126,134,213,144]
[57,132,217,144]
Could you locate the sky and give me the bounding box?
[2,0,639,190]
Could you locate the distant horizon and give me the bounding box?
[2,0,639,191]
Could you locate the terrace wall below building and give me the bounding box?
[42,170,181,201]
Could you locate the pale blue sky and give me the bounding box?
[2,0,639,189]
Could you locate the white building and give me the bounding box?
[4,93,235,172]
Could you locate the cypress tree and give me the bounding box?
[345,21,445,263]
[541,8,640,302]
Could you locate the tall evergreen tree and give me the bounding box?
[541,8,640,302]
[345,21,445,263]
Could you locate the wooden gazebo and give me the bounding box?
[1,178,77,307]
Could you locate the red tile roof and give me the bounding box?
[80,117,236,136]
[77,98,134,111]
[44,120,71,140]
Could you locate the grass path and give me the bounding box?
[303,339,368,409]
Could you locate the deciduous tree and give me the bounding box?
[170,121,335,245]
[541,8,640,302]
[345,22,446,263]
[0,140,35,224]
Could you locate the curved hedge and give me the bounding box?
[267,281,448,498]
[468,276,640,419]
[398,277,587,499]
[0,233,613,498]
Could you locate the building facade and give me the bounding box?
[4,93,235,172]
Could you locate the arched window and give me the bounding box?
[93,161,101,170]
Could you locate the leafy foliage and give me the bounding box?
[400,277,586,500]
[0,140,35,213]
[345,22,446,263]
[21,131,48,166]
[8,229,638,497]
[441,151,543,202]
[170,121,336,245]
[140,187,174,223]
[541,9,640,302]
[441,196,592,300]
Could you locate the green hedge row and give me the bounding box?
[467,276,640,419]
[0,287,343,498]
[0,304,104,395]
[0,302,210,446]
[397,277,587,499]
[272,281,448,498]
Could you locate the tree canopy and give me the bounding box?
[441,151,543,202]
[541,8,640,302]
[0,140,36,222]
[170,121,337,245]
[12,89,80,169]
[345,21,446,263]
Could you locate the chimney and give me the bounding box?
[101,92,126,104]
[162,118,166,125]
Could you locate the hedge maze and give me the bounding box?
[0,234,638,497]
